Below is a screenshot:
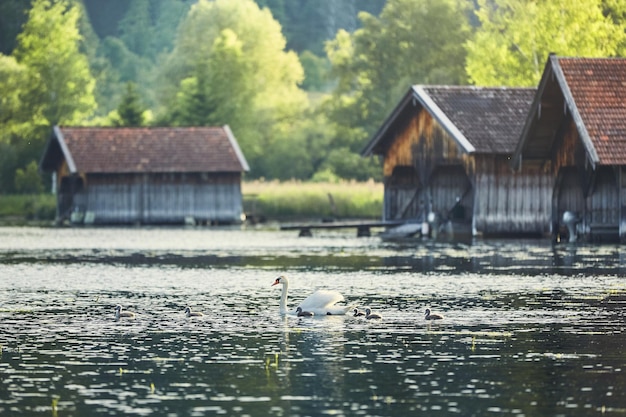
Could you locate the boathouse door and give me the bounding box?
[385,166,421,221]
[587,167,619,242]
[554,167,584,242]
[429,165,473,223]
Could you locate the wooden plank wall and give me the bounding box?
[381,110,475,223]
[384,166,422,220]
[473,156,552,236]
[429,165,473,222]
[617,166,626,243]
[551,119,622,241]
[70,173,243,224]
[382,111,472,181]
[586,166,619,241]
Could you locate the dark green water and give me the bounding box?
[0,227,624,416]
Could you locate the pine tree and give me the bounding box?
[116,82,145,127]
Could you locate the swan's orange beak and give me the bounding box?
[271,277,280,286]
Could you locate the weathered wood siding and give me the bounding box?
[380,108,551,236]
[384,166,421,220]
[587,167,619,241]
[67,172,243,225]
[473,156,552,235]
[382,111,474,181]
[620,167,626,242]
[553,166,585,237]
[550,119,623,241]
[429,165,473,222]
[382,110,475,223]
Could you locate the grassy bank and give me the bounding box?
[0,194,56,225]
[0,180,384,225]
[243,180,383,221]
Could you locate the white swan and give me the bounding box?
[271,275,353,315]
[115,305,135,320]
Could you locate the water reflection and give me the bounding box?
[0,227,625,416]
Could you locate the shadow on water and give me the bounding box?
[2,227,626,276]
[1,227,626,416]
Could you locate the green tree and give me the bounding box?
[0,143,19,193]
[322,0,470,180]
[14,0,96,125]
[118,0,153,57]
[0,0,31,55]
[170,70,217,126]
[0,54,40,142]
[256,110,334,180]
[14,161,43,194]
[158,0,308,177]
[275,0,386,56]
[299,50,331,91]
[116,82,146,127]
[0,53,46,193]
[466,0,626,86]
[603,0,626,56]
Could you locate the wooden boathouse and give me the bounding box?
[512,55,626,243]
[362,85,552,237]
[40,125,249,225]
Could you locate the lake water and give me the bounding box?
[0,226,625,417]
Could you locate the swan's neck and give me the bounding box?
[279,282,289,314]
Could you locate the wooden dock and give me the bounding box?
[280,220,405,237]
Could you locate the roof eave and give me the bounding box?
[511,59,555,170]
[413,86,475,153]
[223,125,250,172]
[551,57,599,169]
[361,87,417,157]
[513,55,600,170]
[40,126,78,174]
[361,85,476,157]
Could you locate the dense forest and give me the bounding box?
[1,0,625,194]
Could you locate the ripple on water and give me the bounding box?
[1,230,626,416]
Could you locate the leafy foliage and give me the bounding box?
[3,0,626,194]
[0,0,30,55]
[466,0,626,86]
[257,0,386,55]
[14,161,43,194]
[325,0,471,133]
[116,82,146,127]
[14,0,96,125]
[0,54,39,142]
[322,0,471,180]
[0,0,95,192]
[158,0,309,178]
[299,50,331,91]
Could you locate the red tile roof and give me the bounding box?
[558,57,626,165]
[49,126,249,174]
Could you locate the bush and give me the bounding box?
[0,194,56,223]
[15,161,44,194]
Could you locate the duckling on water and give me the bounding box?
[353,308,365,317]
[424,308,444,320]
[115,305,135,320]
[296,306,314,317]
[185,307,204,317]
[365,308,382,320]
